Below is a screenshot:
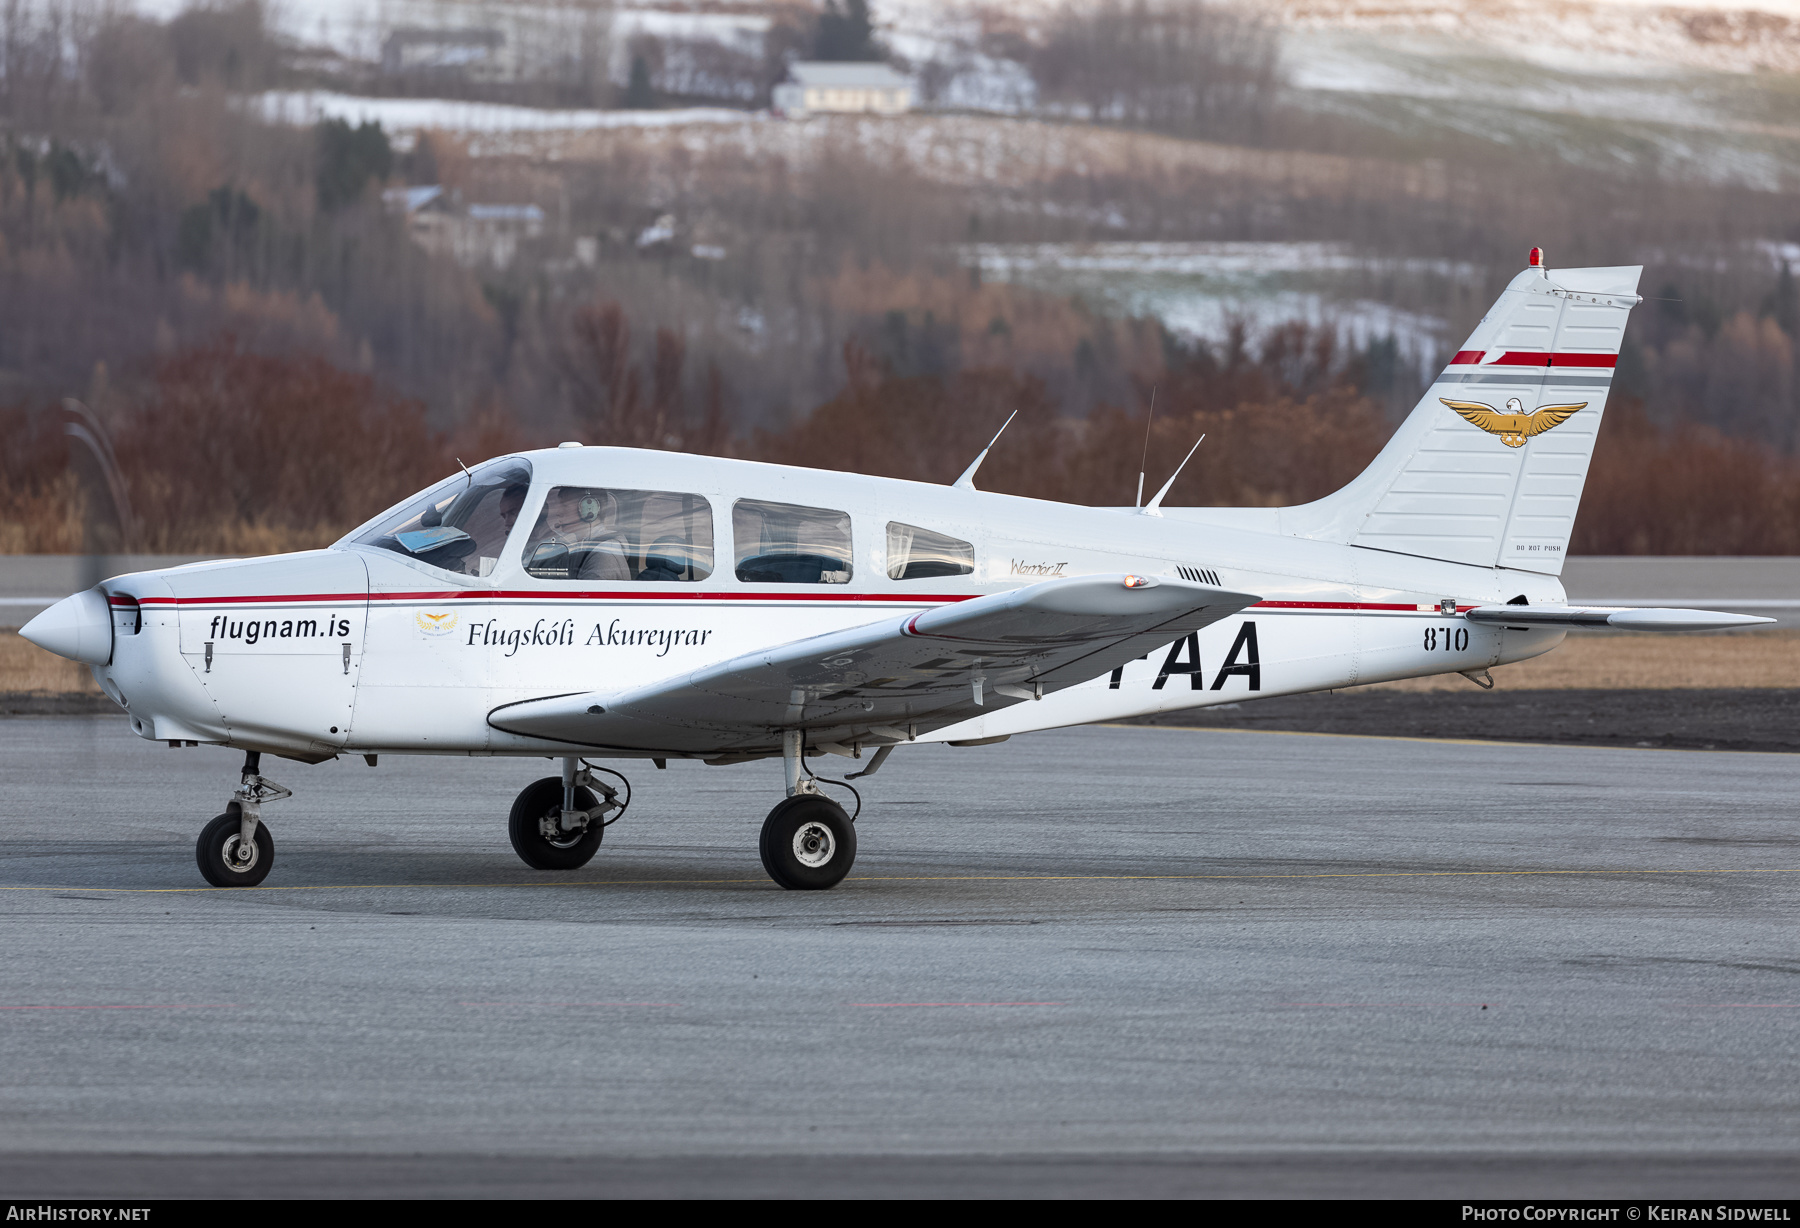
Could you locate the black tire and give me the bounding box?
[196,809,274,888]
[759,794,856,890]
[508,776,605,870]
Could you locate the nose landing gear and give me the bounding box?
[196,751,289,888]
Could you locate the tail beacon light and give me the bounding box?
[19,588,113,665]
[1529,246,1544,268]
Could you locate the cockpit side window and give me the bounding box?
[522,488,714,582]
[733,499,852,584]
[350,459,534,577]
[886,522,974,580]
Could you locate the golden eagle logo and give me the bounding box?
[1441,397,1586,448]
[415,611,458,636]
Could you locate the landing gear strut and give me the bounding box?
[507,757,627,870]
[759,730,856,891]
[196,750,289,888]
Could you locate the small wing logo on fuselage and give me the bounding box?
[1441,397,1587,448]
[416,611,459,636]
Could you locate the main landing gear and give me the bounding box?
[507,758,628,870]
[758,730,857,891]
[196,751,289,888]
[500,736,867,889]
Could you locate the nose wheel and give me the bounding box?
[195,750,286,888]
[759,795,856,890]
[196,810,274,887]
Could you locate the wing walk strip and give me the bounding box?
[4,867,1795,893]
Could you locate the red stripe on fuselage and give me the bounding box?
[137,593,1470,614]
[138,593,363,606]
[139,590,983,606]
[1252,600,1471,612]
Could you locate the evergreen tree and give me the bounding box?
[1763,261,1798,338]
[315,119,392,212]
[624,54,657,108]
[814,0,881,61]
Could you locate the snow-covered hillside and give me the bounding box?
[1275,0,1800,74]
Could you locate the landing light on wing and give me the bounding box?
[1122,574,1155,588]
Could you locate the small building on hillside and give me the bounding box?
[380,28,506,81]
[773,61,914,118]
[382,185,546,270]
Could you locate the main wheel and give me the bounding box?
[759,795,856,890]
[508,776,605,870]
[196,810,274,888]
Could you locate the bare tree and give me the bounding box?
[1028,0,1280,143]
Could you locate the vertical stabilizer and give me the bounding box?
[1278,259,1642,576]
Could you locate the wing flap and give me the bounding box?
[489,574,1259,753]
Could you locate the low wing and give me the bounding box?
[1440,398,1508,433]
[489,573,1260,756]
[1523,402,1586,436]
[1465,605,1772,632]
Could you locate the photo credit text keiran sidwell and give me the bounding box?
[1462,1207,1793,1222]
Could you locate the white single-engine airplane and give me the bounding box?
[21,252,1773,890]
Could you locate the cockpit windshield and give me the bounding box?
[350,459,534,577]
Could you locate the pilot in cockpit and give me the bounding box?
[525,487,632,581]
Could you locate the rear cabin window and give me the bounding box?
[887,522,974,580]
[522,488,714,582]
[353,459,533,578]
[733,499,853,584]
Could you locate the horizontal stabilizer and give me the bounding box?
[1464,605,1775,632]
[489,573,1259,754]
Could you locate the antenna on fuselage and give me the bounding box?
[951,409,1018,492]
[1142,433,1203,517]
[1135,387,1157,508]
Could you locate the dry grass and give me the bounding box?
[522,113,1447,202]
[0,630,102,694]
[1359,630,1800,692]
